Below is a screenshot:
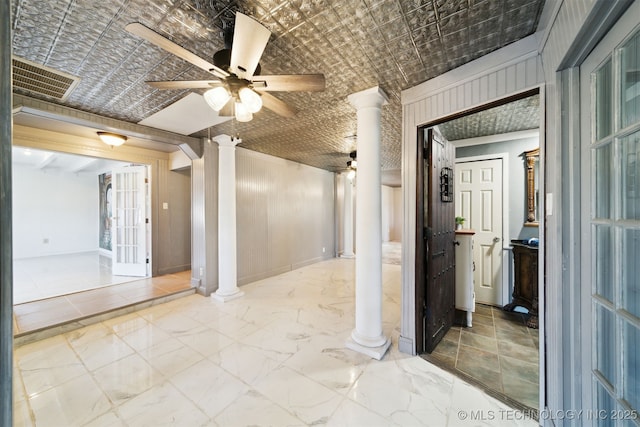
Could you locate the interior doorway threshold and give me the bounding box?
[13,271,195,347]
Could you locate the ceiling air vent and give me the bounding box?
[12,56,80,101]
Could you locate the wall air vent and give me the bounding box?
[12,56,80,101]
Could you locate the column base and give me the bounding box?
[211,289,244,303]
[346,335,390,361]
[340,253,355,259]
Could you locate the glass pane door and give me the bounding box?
[586,25,640,426]
[112,165,148,277]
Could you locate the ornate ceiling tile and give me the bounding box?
[11,0,546,176]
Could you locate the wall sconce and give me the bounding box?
[98,132,127,147]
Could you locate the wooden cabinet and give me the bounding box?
[504,241,538,328]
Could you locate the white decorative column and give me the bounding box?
[341,173,355,258]
[212,134,244,302]
[346,86,390,360]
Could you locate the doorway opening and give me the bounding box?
[11,147,151,304]
[415,89,542,411]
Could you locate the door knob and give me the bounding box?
[493,237,500,243]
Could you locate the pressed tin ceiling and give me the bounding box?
[10,0,545,177]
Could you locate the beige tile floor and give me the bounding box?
[13,271,194,338]
[13,258,537,426]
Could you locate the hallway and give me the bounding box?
[13,258,535,426]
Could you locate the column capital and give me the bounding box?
[348,86,389,110]
[213,134,241,147]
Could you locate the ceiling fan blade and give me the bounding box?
[218,98,235,117]
[229,13,271,80]
[261,92,296,118]
[252,74,325,92]
[125,23,229,78]
[147,80,222,89]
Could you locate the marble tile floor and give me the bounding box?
[13,271,194,343]
[381,241,401,265]
[13,252,143,304]
[423,304,540,411]
[13,258,537,426]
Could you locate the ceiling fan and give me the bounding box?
[125,12,325,122]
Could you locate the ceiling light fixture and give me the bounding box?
[203,83,262,122]
[97,132,127,147]
[238,87,262,113]
[346,150,357,180]
[234,101,253,122]
[203,86,231,111]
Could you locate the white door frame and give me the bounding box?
[455,152,510,306]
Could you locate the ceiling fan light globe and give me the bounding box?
[203,87,231,111]
[239,87,262,113]
[235,101,253,122]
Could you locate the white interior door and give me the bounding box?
[580,4,640,420]
[455,158,503,305]
[112,165,148,277]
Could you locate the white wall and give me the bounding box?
[12,165,98,259]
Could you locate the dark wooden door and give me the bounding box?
[418,127,456,354]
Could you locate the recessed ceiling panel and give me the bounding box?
[138,93,232,135]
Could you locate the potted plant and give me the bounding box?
[455,216,465,230]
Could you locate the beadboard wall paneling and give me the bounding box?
[235,148,335,286]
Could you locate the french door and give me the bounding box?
[580,4,640,423]
[112,165,149,277]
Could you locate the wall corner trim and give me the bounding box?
[398,336,415,356]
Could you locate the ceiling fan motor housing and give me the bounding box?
[213,48,261,76]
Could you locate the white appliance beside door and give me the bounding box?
[455,230,475,326]
[112,165,149,277]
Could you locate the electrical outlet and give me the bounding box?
[199,267,204,277]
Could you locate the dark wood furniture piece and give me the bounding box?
[504,240,538,328]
